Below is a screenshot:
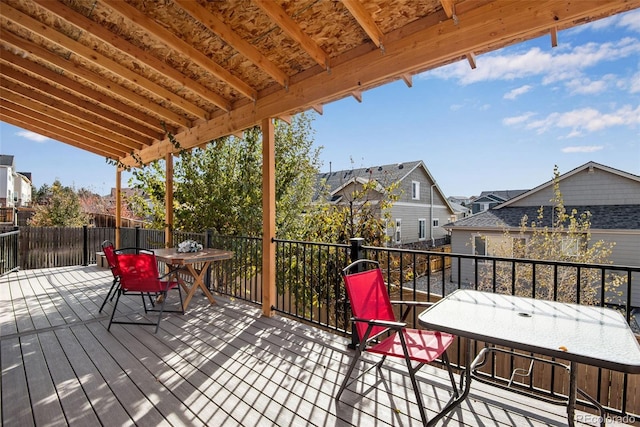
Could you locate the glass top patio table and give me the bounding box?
[418,289,640,372]
[418,289,640,426]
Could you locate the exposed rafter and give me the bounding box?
[175,0,289,89]
[252,0,331,71]
[32,0,232,113]
[341,0,385,50]
[102,0,258,101]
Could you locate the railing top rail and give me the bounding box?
[363,245,640,272]
[0,230,19,238]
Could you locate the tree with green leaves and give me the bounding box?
[29,180,90,226]
[476,165,622,304]
[128,113,321,239]
[303,170,400,246]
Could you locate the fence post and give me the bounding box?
[205,230,213,289]
[348,237,365,349]
[83,225,89,266]
[135,226,141,248]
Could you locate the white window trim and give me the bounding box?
[418,218,426,240]
[411,181,420,200]
[432,218,439,227]
[395,218,402,243]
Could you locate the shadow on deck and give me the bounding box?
[0,266,626,426]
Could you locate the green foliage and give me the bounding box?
[476,165,622,304]
[303,167,400,246]
[28,180,90,226]
[128,113,321,238]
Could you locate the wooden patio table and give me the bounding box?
[419,289,640,427]
[154,248,233,311]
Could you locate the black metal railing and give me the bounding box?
[0,229,19,275]
[3,226,639,417]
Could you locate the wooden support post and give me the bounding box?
[262,117,276,317]
[115,168,122,248]
[165,152,174,248]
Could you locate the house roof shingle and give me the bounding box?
[446,205,640,230]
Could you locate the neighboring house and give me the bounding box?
[0,154,16,207]
[470,189,528,214]
[0,155,33,209]
[448,201,471,219]
[448,195,474,206]
[445,161,640,307]
[314,160,456,246]
[15,172,32,207]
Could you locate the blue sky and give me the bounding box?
[1,9,639,197]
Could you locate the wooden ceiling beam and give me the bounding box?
[175,0,289,89]
[0,62,164,140]
[0,31,186,131]
[121,0,640,166]
[31,0,232,112]
[1,75,148,150]
[252,0,331,71]
[1,63,161,141]
[0,89,141,154]
[0,105,126,159]
[103,0,258,101]
[341,0,385,50]
[1,3,206,121]
[440,0,455,18]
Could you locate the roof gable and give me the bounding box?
[498,161,640,208]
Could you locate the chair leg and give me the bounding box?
[107,290,122,331]
[406,362,429,426]
[99,278,119,313]
[154,291,167,334]
[442,352,459,397]
[335,346,364,401]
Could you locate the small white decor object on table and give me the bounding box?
[177,239,203,253]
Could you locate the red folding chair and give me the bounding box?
[335,259,458,426]
[99,240,156,313]
[99,240,121,313]
[107,249,183,333]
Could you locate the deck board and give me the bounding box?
[1,266,632,427]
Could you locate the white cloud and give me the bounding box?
[423,38,640,86]
[630,71,640,94]
[618,9,640,33]
[521,105,640,136]
[504,85,532,100]
[16,131,48,142]
[503,112,536,126]
[561,146,604,153]
[564,75,615,95]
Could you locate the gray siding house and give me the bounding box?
[470,189,528,214]
[315,160,456,246]
[445,161,640,307]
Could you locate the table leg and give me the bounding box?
[568,361,577,427]
[181,262,216,310]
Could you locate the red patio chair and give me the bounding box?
[99,240,155,313]
[107,248,184,333]
[99,240,121,313]
[335,259,458,426]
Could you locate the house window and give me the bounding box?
[481,203,490,212]
[474,235,486,256]
[418,219,426,240]
[411,181,420,200]
[395,219,402,243]
[432,218,439,227]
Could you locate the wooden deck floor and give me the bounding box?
[1,266,627,426]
